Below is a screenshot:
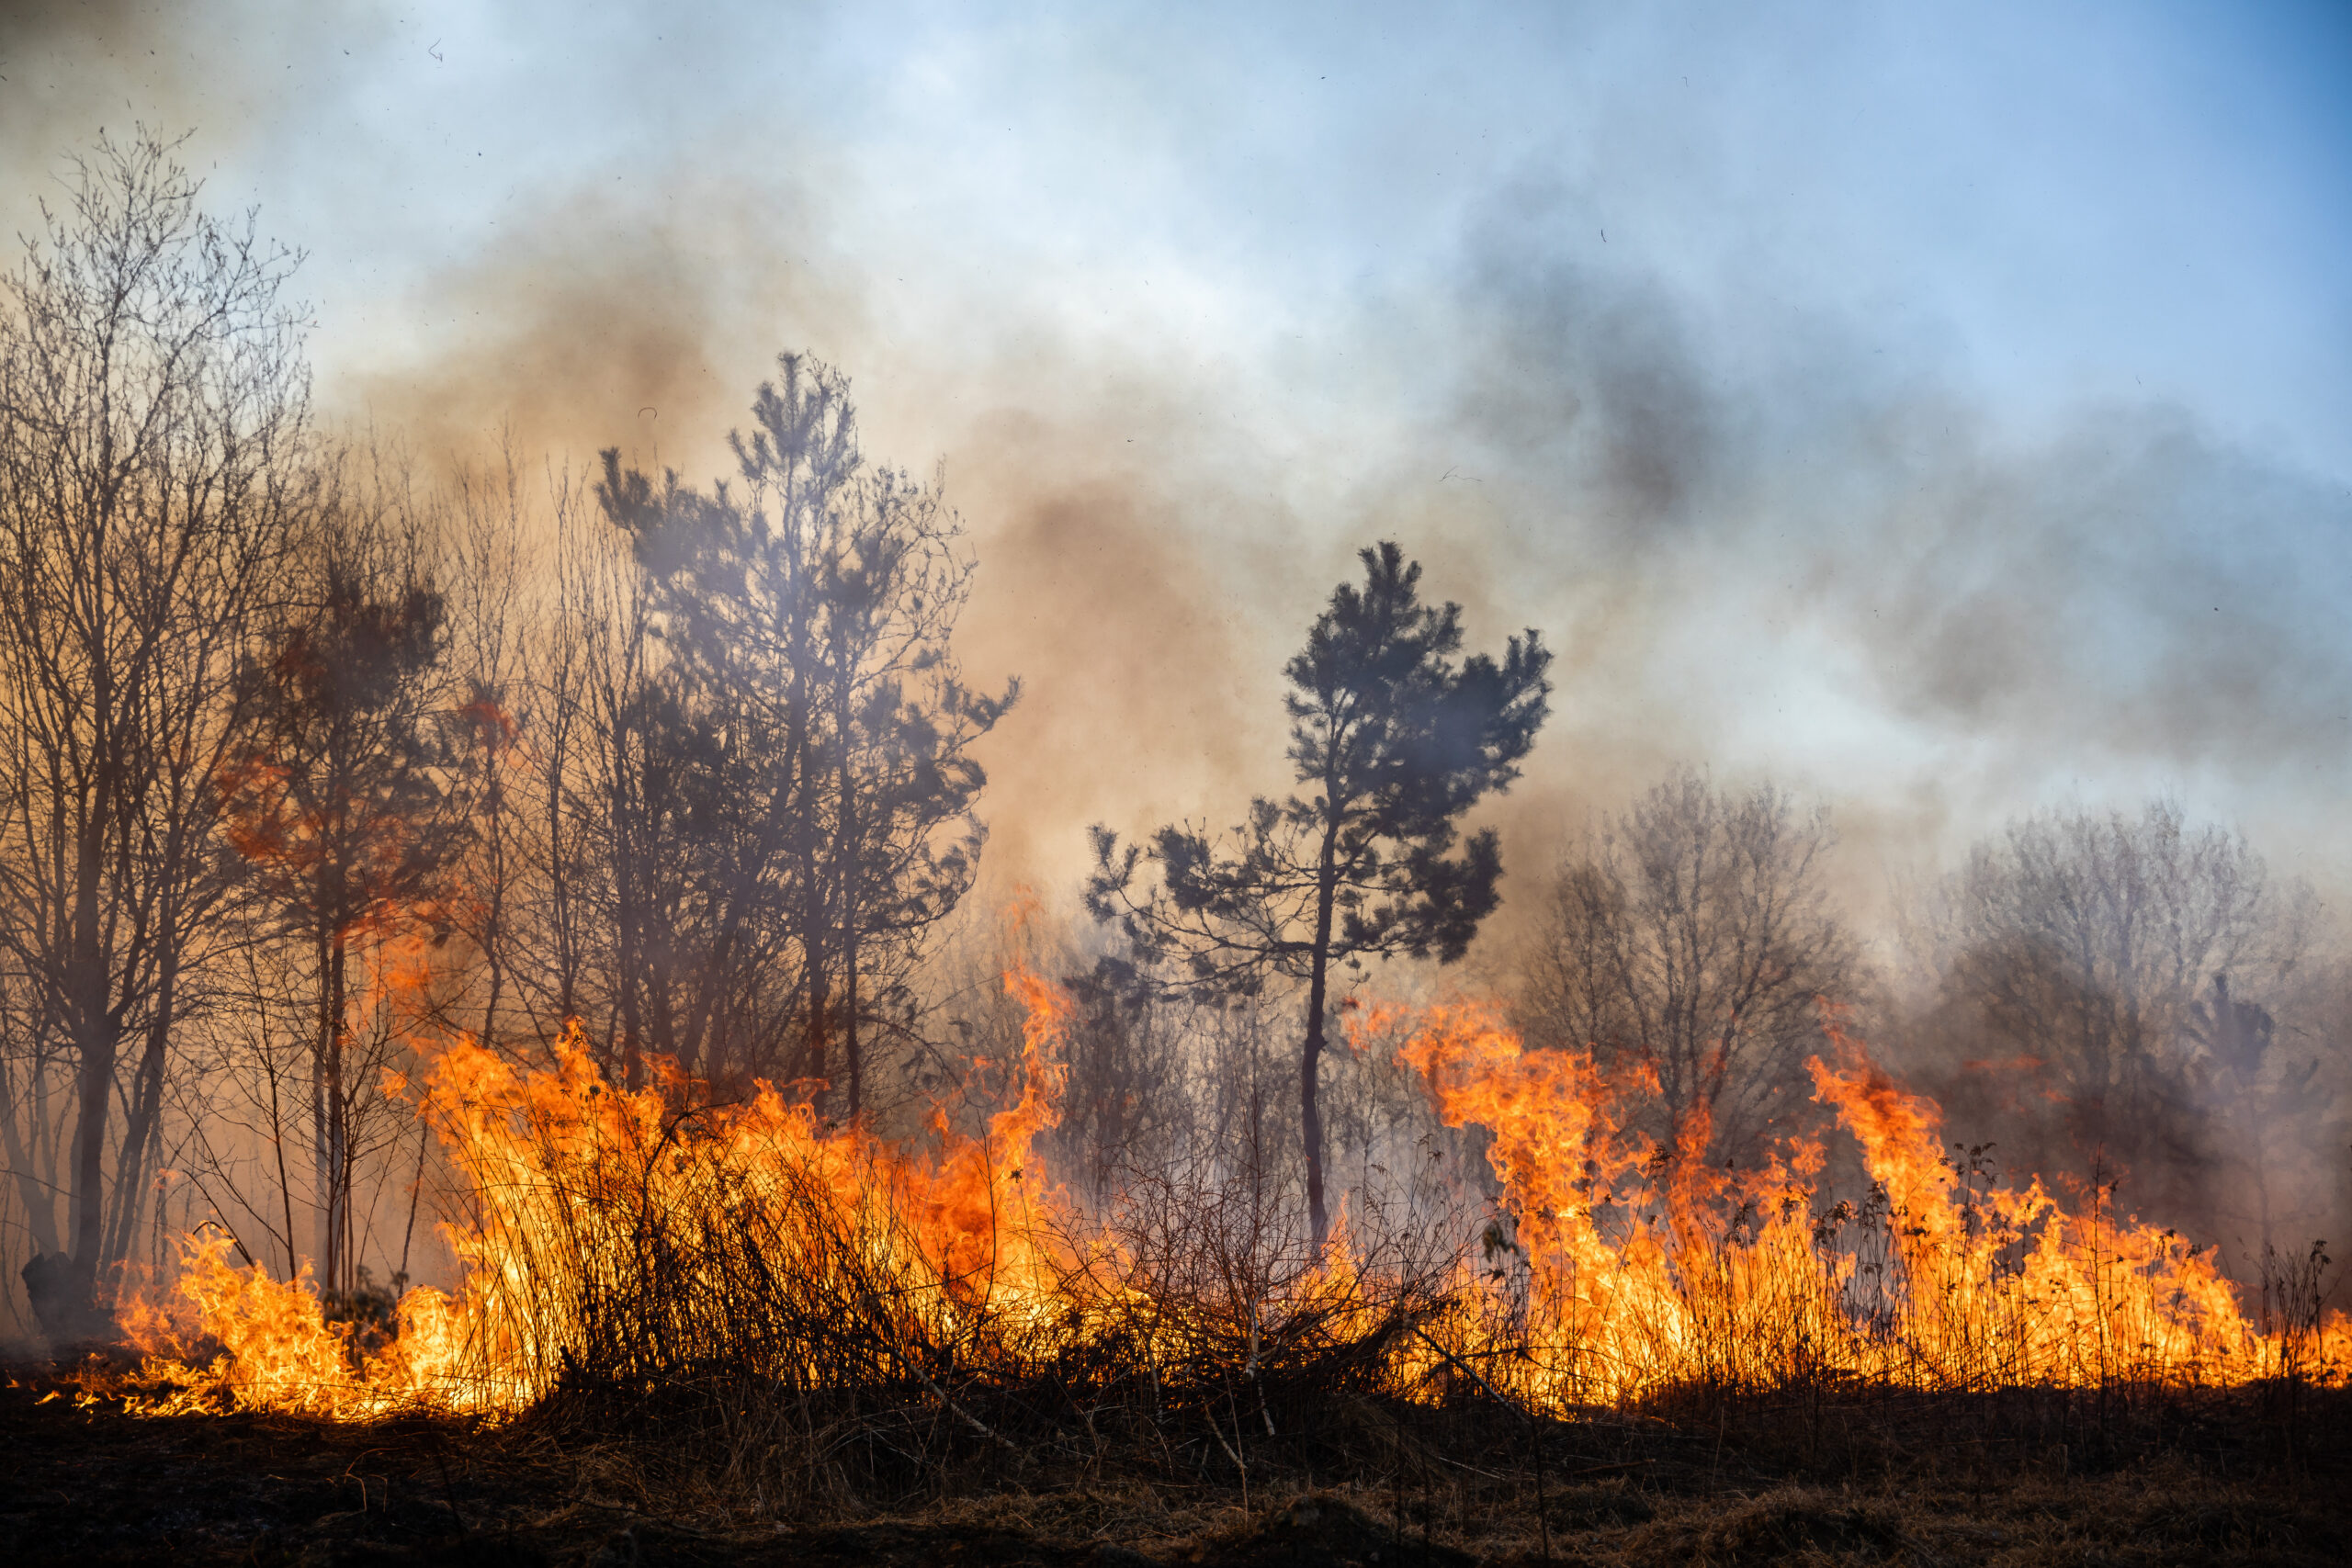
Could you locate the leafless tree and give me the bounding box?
[2180,972,2312,1266]
[215,462,458,1298]
[548,481,695,1089]
[438,446,537,1055]
[1521,768,1858,1163]
[1043,952,1201,1201]
[1908,799,2316,1241]
[0,132,309,1325]
[516,472,608,1049]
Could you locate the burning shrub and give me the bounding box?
[106,962,2344,1471]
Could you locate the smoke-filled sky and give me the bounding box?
[6,0,2350,925]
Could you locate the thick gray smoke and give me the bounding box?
[6,5,2344,898]
[1417,186,2352,900]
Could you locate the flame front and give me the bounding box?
[117,976,2340,1422]
[1402,1003,2310,1405]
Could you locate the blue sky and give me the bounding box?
[5,0,2347,904]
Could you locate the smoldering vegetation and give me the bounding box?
[0,130,2347,1565]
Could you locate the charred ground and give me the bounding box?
[5,1354,2346,1567]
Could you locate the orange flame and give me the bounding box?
[123,957,1087,1416]
[116,984,2340,1421]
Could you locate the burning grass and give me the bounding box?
[73,964,2348,1533]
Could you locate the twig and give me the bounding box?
[1410,1326,1527,1418]
[910,1352,1018,1455]
[423,1433,467,1536]
[1413,1327,1549,1562]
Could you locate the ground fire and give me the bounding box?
[93,957,2338,1428]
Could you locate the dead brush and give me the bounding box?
[87,986,2352,1530]
[426,1053,1483,1515]
[2256,1237,2341,1468]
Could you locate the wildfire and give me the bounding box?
[110,971,2340,1424]
[1402,1004,2303,1404]
[119,959,1094,1418]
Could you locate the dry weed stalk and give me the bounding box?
[95,975,2347,1517]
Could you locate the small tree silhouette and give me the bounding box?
[1091,542,1551,1245]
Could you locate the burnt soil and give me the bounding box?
[2,1361,2346,1566]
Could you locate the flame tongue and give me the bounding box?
[115,979,2333,1421]
[1808,1039,2258,1389]
[119,960,1087,1418]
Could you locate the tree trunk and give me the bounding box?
[311,925,332,1270]
[328,933,350,1297]
[66,828,117,1309]
[844,928,862,1121]
[647,946,679,1062]
[266,1046,299,1280]
[101,947,179,1267]
[313,925,351,1297]
[614,761,646,1089]
[548,726,578,1025]
[804,947,830,1106]
[617,976,644,1091]
[0,1071,61,1255]
[1301,822,1340,1250]
[678,890,749,1079]
[2248,1106,2275,1276]
[803,792,831,1104]
[840,729,861,1121]
[479,765,506,1046]
[66,1013,118,1307]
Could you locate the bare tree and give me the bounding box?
[439,448,537,1055]
[1909,800,2314,1240]
[2181,972,2316,1266]
[0,132,309,1327]
[530,486,666,1087]
[215,468,457,1299]
[519,472,608,1048]
[1521,769,1858,1162]
[1046,951,1201,1200]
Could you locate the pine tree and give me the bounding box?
[1090,542,1551,1243]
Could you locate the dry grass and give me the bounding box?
[6,1364,2346,1565]
[39,1024,2347,1560]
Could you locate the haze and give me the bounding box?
[5,0,2347,916]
